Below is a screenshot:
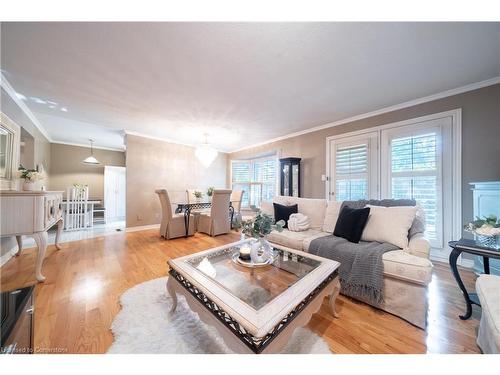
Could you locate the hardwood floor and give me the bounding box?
[0,229,482,354]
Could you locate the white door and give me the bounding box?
[380,116,454,260]
[104,166,126,222]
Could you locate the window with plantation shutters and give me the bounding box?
[231,156,277,208]
[330,132,378,202]
[335,144,369,201]
[390,132,440,243]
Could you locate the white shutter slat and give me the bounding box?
[390,132,439,241]
[232,157,277,208]
[335,143,368,201]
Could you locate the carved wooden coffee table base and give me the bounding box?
[166,241,341,354]
[167,275,340,354]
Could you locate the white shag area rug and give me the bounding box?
[107,277,332,354]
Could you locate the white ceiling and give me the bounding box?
[1,22,499,152]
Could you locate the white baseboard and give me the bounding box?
[0,246,18,268]
[430,253,475,269]
[125,224,160,233]
[459,258,475,269]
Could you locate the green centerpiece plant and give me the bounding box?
[464,214,500,248]
[237,211,285,263]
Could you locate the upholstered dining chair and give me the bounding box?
[230,189,244,223]
[155,189,195,239]
[197,189,232,236]
[186,189,209,230]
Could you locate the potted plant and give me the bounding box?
[18,165,45,191]
[193,190,203,202]
[465,214,500,249]
[206,187,214,201]
[236,211,285,263]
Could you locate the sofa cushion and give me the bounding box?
[334,206,371,243]
[260,200,274,216]
[273,203,298,228]
[322,200,342,233]
[409,204,426,237]
[342,198,425,239]
[382,250,433,285]
[268,230,433,285]
[476,275,500,353]
[361,205,417,249]
[267,228,325,251]
[271,196,327,230]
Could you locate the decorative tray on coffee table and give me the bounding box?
[231,252,276,268]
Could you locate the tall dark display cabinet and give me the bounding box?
[279,157,301,197]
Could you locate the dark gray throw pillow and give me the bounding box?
[273,203,298,229]
[333,206,371,243]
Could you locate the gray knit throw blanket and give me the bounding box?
[308,235,397,305]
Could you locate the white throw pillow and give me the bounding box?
[361,205,417,249]
[322,201,343,233]
[260,200,274,216]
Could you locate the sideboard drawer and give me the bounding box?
[44,193,63,229]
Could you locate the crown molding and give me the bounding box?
[50,141,125,152]
[230,76,500,153]
[0,73,52,142]
[124,130,229,153]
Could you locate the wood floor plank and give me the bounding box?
[0,229,482,354]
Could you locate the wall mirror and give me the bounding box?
[0,112,20,190]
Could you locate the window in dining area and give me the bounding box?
[231,156,277,208]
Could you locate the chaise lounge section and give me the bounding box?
[262,195,433,329]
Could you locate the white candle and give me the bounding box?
[239,245,251,259]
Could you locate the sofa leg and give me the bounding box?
[329,277,341,318]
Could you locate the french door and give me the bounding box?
[380,117,452,252]
[327,111,460,259]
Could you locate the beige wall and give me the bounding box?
[125,134,228,227]
[229,84,500,228]
[49,143,125,199]
[1,87,53,259]
[1,87,51,174]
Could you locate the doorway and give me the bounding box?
[104,166,126,222]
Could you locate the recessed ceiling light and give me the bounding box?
[61,107,68,112]
[15,92,27,100]
[48,105,56,109]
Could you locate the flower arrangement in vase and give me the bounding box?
[18,164,46,191]
[206,187,214,201]
[465,214,500,248]
[193,190,203,202]
[236,211,285,264]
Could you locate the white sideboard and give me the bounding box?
[470,181,500,275]
[0,190,64,282]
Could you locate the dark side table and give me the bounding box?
[448,238,500,320]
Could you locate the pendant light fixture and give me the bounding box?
[195,133,218,167]
[82,138,101,165]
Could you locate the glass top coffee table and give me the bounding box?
[166,239,340,354]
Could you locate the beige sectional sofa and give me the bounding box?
[262,195,433,329]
